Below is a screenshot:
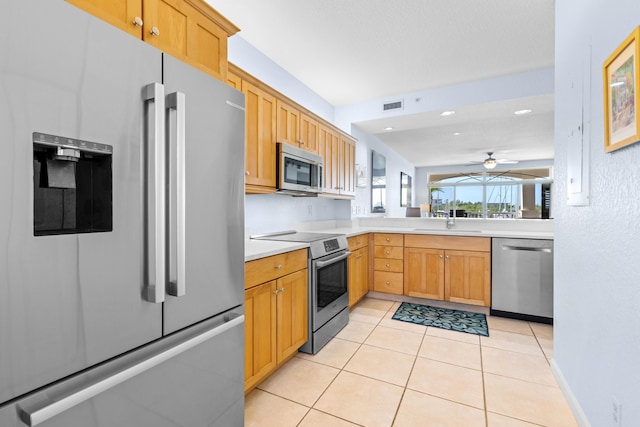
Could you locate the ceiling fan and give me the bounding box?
[475,152,519,169]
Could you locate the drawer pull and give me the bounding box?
[385,250,390,255]
[275,264,283,270]
[385,238,391,242]
[386,263,390,268]
[385,281,391,285]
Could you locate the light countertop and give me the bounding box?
[245,223,553,262]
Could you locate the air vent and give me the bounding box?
[382,100,403,112]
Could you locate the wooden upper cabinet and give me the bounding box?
[340,136,356,197]
[276,100,300,147]
[143,0,238,81]
[227,70,242,90]
[299,113,319,153]
[242,80,277,192]
[67,0,143,38]
[67,0,239,81]
[319,125,341,196]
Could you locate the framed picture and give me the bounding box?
[603,26,640,152]
[400,172,412,207]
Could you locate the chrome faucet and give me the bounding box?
[444,199,456,229]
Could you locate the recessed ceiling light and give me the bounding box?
[453,132,461,136]
[384,127,393,131]
[440,110,456,117]
[514,109,532,115]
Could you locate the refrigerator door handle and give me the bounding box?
[166,91,186,297]
[17,314,245,426]
[142,83,166,303]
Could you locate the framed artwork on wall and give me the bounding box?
[603,26,640,152]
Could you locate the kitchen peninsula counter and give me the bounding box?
[245,218,553,261]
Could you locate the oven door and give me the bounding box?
[310,250,351,330]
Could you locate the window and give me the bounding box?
[428,168,553,219]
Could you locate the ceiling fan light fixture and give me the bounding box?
[483,158,497,169]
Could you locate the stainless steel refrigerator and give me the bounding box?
[0,1,245,425]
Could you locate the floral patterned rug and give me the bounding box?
[392,302,489,337]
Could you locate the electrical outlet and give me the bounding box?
[612,396,622,426]
[307,205,313,217]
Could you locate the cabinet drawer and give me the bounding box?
[373,271,403,295]
[245,249,307,289]
[374,245,404,259]
[373,258,403,273]
[347,234,369,251]
[404,234,490,252]
[374,233,404,246]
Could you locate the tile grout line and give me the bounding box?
[297,303,384,426]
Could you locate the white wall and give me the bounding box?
[554,1,640,425]
[227,36,335,123]
[349,125,416,219]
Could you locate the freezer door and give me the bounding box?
[162,54,246,334]
[0,311,244,427]
[0,1,163,404]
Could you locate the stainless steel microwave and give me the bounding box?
[276,142,323,196]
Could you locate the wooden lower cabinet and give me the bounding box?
[275,270,308,364]
[244,280,277,392]
[403,235,491,307]
[445,250,491,307]
[348,246,369,307]
[404,247,445,300]
[372,233,404,295]
[244,252,308,392]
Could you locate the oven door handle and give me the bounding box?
[316,251,352,268]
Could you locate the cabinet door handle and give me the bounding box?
[273,289,279,295]
[439,255,444,259]
[445,256,450,260]
[132,16,143,27]
[280,287,285,292]
[245,171,250,176]
[275,264,283,270]
[150,26,160,36]
[356,255,362,259]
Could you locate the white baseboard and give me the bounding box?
[550,359,591,427]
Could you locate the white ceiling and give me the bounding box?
[207,0,556,167]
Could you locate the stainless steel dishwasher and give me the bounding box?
[491,238,554,323]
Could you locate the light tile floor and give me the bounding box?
[245,297,577,427]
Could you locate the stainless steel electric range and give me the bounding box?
[251,231,350,354]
